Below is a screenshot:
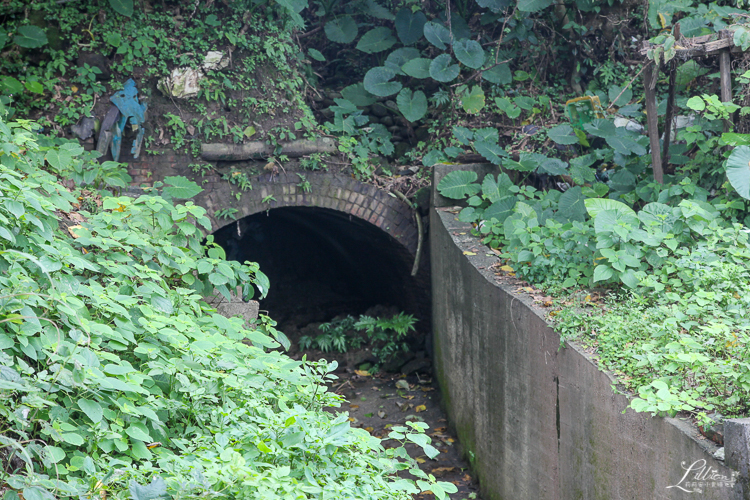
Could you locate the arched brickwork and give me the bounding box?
[194,171,420,255]
[126,155,430,325]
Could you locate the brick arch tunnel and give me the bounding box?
[200,172,431,334]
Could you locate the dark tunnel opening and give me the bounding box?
[212,206,429,334]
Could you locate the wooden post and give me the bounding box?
[720,40,733,132]
[643,62,664,184]
[662,24,679,170]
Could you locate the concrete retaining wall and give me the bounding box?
[430,164,746,500]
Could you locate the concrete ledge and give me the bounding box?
[430,164,744,499]
[206,292,259,325]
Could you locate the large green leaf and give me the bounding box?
[395,9,426,45]
[557,186,586,222]
[13,26,48,48]
[482,63,511,85]
[163,176,203,199]
[453,39,485,69]
[385,47,420,75]
[483,196,516,223]
[503,153,539,172]
[538,158,568,175]
[476,0,511,12]
[356,27,397,53]
[593,264,614,283]
[129,478,167,500]
[726,145,750,199]
[452,126,473,145]
[108,0,134,17]
[396,88,427,122]
[461,86,485,114]
[401,58,431,79]
[482,173,514,203]
[608,85,632,107]
[584,198,636,219]
[606,135,646,156]
[363,67,402,97]
[518,0,554,11]
[638,202,679,231]
[364,0,395,20]
[437,170,480,199]
[325,16,358,43]
[0,76,24,95]
[78,398,103,423]
[475,141,507,165]
[423,21,452,50]
[547,124,578,145]
[570,155,597,184]
[429,54,460,82]
[341,83,376,106]
[583,119,617,138]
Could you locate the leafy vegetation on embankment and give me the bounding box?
[0,118,457,500]
[6,0,750,446]
[438,164,750,427]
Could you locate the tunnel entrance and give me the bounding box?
[213,206,428,332]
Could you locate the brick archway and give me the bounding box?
[195,172,420,254]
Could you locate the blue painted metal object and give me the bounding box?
[109,79,148,162]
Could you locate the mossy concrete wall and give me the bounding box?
[430,165,743,500]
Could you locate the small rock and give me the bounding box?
[614,116,644,134]
[71,117,96,140]
[714,447,725,461]
[77,52,111,80]
[371,102,389,117]
[394,142,410,158]
[401,357,431,375]
[521,124,539,135]
[202,51,229,71]
[381,116,394,127]
[384,100,398,112]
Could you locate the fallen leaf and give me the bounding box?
[522,287,534,293]
[416,457,426,464]
[430,466,456,476]
[378,411,387,419]
[500,265,514,272]
[67,225,83,238]
[400,395,415,400]
[415,405,427,413]
[420,386,435,392]
[395,379,410,390]
[365,427,374,433]
[349,404,359,409]
[355,370,371,376]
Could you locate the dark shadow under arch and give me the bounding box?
[213,206,429,330]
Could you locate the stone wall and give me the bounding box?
[430,164,745,500]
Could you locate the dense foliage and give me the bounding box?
[0,118,455,500]
[299,313,416,368]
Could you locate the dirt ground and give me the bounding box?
[293,350,484,500]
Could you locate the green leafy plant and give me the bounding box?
[0,116,456,500]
